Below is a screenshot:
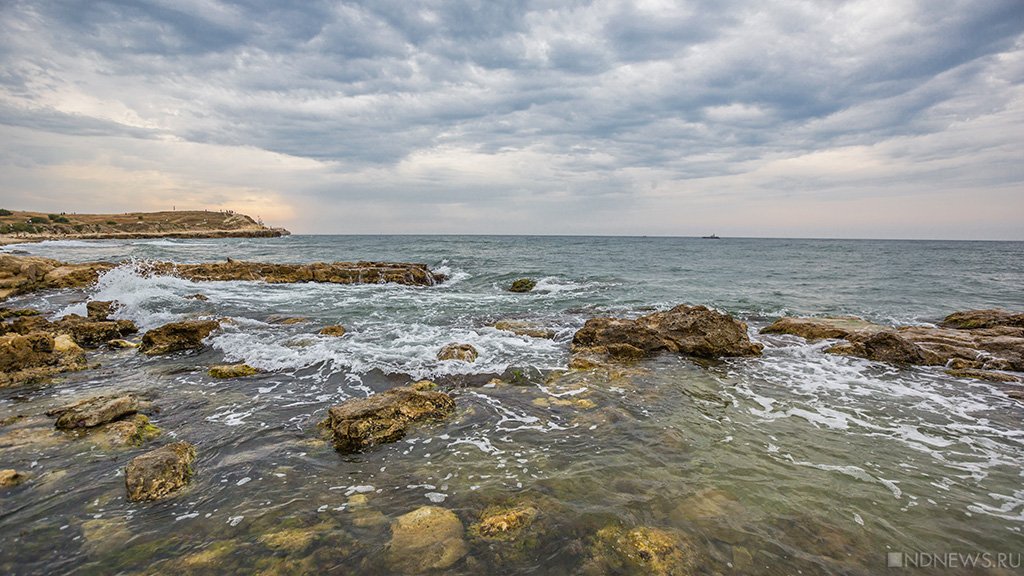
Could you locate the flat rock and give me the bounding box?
[325,386,456,453]
[760,316,886,341]
[125,441,196,502]
[437,343,478,362]
[48,393,141,429]
[140,320,220,355]
[387,506,468,573]
[149,259,445,286]
[940,309,1024,330]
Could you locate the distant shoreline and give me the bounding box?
[0,209,289,246]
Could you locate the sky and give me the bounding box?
[1,0,1022,239]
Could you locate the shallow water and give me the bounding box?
[1,236,1022,575]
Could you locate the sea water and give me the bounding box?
[1,235,1022,575]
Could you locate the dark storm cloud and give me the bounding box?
[0,0,1022,237]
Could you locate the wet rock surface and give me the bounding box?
[324,386,456,452]
[508,278,537,293]
[760,316,886,340]
[48,393,142,429]
[124,441,197,502]
[386,506,468,573]
[572,304,763,365]
[140,320,220,355]
[208,363,259,378]
[437,342,479,362]
[0,330,87,387]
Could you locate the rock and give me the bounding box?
[582,525,695,576]
[48,393,141,429]
[469,504,539,541]
[856,331,927,365]
[493,320,555,339]
[57,315,138,347]
[86,300,115,321]
[0,469,28,488]
[140,319,220,355]
[324,386,456,453]
[318,324,347,337]
[0,307,40,320]
[571,305,762,365]
[387,506,468,573]
[946,369,1022,383]
[411,380,437,391]
[107,338,140,349]
[209,363,259,378]
[184,293,209,301]
[508,278,537,293]
[98,414,162,447]
[0,331,87,388]
[124,441,197,502]
[149,259,445,287]
[259,527,320,553]
[437,343,478,362]
[940,309,1024,330]
[269,315,308,325]
[0,254,114,301]
[760,316,885,341]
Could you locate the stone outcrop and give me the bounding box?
[437,343,479,362]
[494,320,555,339]
[0,331,87,387]
[318,325,347,337]
[760,316,886,341]
[771,310,1024,374]
[148,259,445,286]
[323,386,456,453]
[140,320,220,355]
[387,506,468,573]
[508,278,536,293]
[57,314,138,348]
[208,363,258,378]
[0,254,114,301]
[86,300,115,321]
[47,393,141,429]
[571,304,763,365]
[124,441,196,502]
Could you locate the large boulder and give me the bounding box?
[324,386,456,453]
[47,393,141,429]
[140,320,219,355]
[437,343,478,362]
[124,441,197,502]
[760,316,886,341]
[571,305,762,365]
[387,506,468,573]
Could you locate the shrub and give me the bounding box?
[48,214,70,223]
[29,216,48,224]
[106,221,118,225]
[0,209,12,216]
[137,215,144,220]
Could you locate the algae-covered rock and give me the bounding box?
[508,278,536,293]
[494,320,555,339]
[582,525,695,576]
[86,300,115,321]
[99,414,162,447]
[940,309,1024,330]
[0,468,28,488]
[140,320,219,355]
[318,324,347,337]
[0,331,87,387]
[48,393,141,429]
[209,363,259,378]
[470,504,539,541]
[437,343,478,362]
[387,506,468,573]
[125,441,196,501]
[324,386,456,453]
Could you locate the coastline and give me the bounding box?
[0,227,289,247]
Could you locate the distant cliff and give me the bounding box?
[0,209,289,244]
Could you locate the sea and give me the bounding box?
[1,235,1022,575]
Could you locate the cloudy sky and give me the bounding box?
[1,1,1022,239]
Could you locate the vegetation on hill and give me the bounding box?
[0,209,287,240]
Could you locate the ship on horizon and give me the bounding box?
[701,233,720,239]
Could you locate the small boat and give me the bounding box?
[701,234,720,239]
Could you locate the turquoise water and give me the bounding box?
[1,236,1022,574]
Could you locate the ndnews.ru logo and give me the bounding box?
[888,551,1022,569]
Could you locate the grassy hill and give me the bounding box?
[0,209,288,242]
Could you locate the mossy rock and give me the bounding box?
[508,278,537,293]
[209,364,259,378]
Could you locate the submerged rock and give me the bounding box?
[494,320,556,339]
[470,504,540,541]
[140,320,220,355]
[760,316,885,341]
[48,393,141,429]
[508,278,537,293]
[437,343,479,362]
[324,386,456,453]
[582,525,695,576]
[318,324,347,337]
[387,506,468,573]
[0,469,28,488]
[124,441,197,502]
[208,363,259,378]
[571,304,762,365]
